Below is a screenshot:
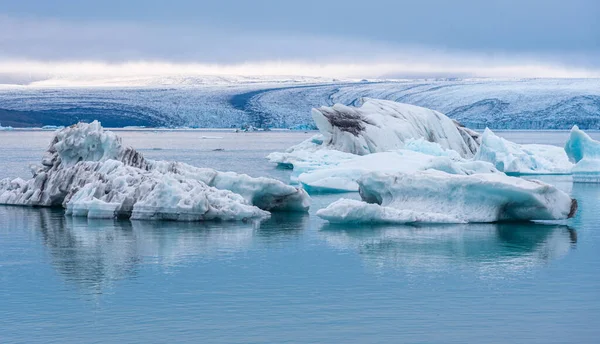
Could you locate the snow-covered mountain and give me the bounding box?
[0,78,598,129]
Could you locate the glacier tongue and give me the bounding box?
[565,125,600,182]
[0,121,310,221]
[311,98,480,158]
[317,171,577,224]
[475,128,573,175]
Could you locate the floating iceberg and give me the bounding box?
[565,125,600,182]
[0,122,14,131]
[310,98,480,158]
[317,171,577,224]
[475,128,573,175]
[267,99,484,189]
[0,121,310,221]
[297,149,497,193]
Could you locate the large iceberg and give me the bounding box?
[311,98,480,157]
[317,171,577,224]
[564,125,600,182]
[0,121,310,221]
[475,128,573,175]
[270,98,480,164]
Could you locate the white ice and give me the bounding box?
[317,171,577,224]
[310,98,480,158]
[565,125,600,182]
[475,128,573,175]
[297,148,497,193]
[0,121,310,221]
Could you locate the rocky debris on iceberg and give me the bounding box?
[312,98,480,157]
[317,171,577,224]
[0,121,310,221]
[475,128,573,175]
[565,125,600,182]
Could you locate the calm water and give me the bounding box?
[1,130,600,343]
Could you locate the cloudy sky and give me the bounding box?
[0,0,598,80]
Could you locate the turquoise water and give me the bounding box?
[1,130,600,343]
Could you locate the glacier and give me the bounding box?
[0,121,310,221]
[474,128,573,175]
[317,171,577,224]
[565,125,600,182]
[2,78,598,130]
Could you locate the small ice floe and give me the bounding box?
[565,125,600,182]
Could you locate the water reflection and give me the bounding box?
[0,206,308,294]
[320,222,576,275]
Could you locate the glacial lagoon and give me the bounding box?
[1,130,600,343]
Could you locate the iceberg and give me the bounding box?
[317,171,577,224]
[0,121,310,221]
[267,99,485,190]
[310,98,480,158]
[564,125,600,182]
[0,122,14,131]
[297,149,497,193]
[475,128,573,175]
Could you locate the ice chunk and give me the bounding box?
[298,150,497,193]
[475,128,573,175]
[0,121,310,221]
[564,125,600,182]
[0,123,14,131]
[317,171,577,224]
[311,98,480,157]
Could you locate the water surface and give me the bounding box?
[1,130,599,343]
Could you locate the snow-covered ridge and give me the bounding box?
[0,121,310,221]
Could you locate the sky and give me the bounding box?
[0,0,599,81]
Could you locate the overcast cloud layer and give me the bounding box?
[0,0,598,81]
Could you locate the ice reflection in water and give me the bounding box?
[320,222,576,276]
[1,206,308,294]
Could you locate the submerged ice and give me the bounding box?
[0,121,310,221]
